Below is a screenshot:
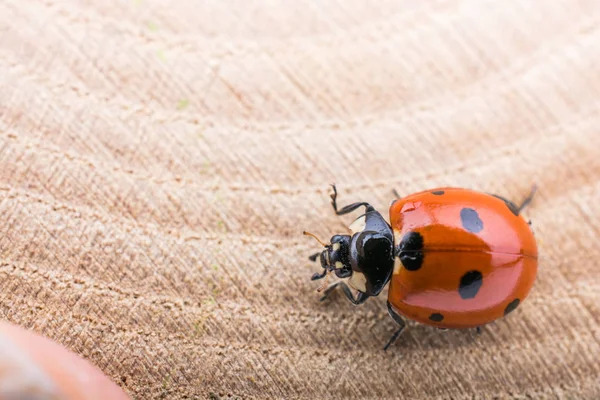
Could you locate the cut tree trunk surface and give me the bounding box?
[1,1,599,399]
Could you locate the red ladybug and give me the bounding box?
[305,184,538,350]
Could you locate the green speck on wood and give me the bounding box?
[216,220,227,232]
[147,21,159,31]
[199,161,211,174]
[156,49,166,61]
[204,295,216,305]
[193,319,204,335]
[176,99,190,110]
[162,374,170,390]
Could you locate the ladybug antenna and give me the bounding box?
[303,231,329,247]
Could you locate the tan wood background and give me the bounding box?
[1,0,600,399]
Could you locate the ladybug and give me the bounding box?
[305,184,538,350]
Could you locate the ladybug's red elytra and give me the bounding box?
[305,184,538,350]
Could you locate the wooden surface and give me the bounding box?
[1,1,600,399]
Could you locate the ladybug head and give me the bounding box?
[306,233,353,280]
[306,208,395,297]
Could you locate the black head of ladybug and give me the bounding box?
[306,233,352,280]
[305,206,395,297]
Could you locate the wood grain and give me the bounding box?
[1,0,599,398]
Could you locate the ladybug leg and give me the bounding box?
[392,188,401,198]
[334,268,352,279]
[476,326,482,334]
[330,184,375,215]
[319,282,342,301]
[311,270,327,281]
[319,281,369,305]
[516,184,538,214]
[384,302,406,351]
[308,252,320,262]
[491,184,538,216]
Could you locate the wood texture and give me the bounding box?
[1,1,600,399]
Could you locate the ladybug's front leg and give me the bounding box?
[319,282,369,305]
[311,270,328,281]
[308,252,320,262]
[330,184,375,215]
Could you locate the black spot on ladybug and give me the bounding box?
[432,190,445,195]
[399,252,424,271]
[460,208,484,233]
[429,313,444,322]
[490,194,520,216]
[398,231,423,251]
[396,231,424,271]
[504,299,520,315]
[458,270,483,299]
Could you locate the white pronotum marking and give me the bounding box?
[348,271,367,292]
[349,216,366,234]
